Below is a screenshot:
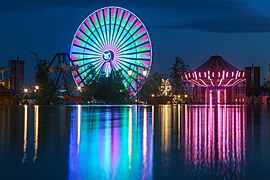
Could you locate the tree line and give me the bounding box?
[33,56,190,104]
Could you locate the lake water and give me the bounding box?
[0,105,270,179]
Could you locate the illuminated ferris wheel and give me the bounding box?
[70,6,152,97]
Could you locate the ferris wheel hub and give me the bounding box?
[102,50,114,62]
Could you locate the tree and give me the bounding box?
[262,78,270,93]
[169,57,189,95]
[82,70,129,104]
[34,60,57,104]
[138,72,162,100]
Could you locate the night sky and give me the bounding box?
[1,0,270,84]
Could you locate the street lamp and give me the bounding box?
[35,85,39,90]
[184,94,188,103]
[24,88,28,93]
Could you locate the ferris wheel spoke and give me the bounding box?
[115,18,142,49]
[79,25,104,51]
[101,9,109,46]
[117,58,148,70]
[90,13,107,48]
[72,58,100,64]
[72,42,100,55]
[76,60,100,70]
[76,31,103,53]
[114,18,137,48]
[80,62,105,83]
[71,51,100,57]
[109,7,118,46]
[89,18,106,49]
[117,31,146,52]
[72,44,101,56]
[103,8,110,46]
[118,41,150,54]
[94,12,108,47]
[117,55,151,61]
[111,10,126,47]
[117,26,143,51]
[110,8,118,46]
[108,8,112,45]
[79,61,103,80]
[77,63,98,77]
[113,13,132,48]
[120,50,151,56]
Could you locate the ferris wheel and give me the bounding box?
[70,6,152,97]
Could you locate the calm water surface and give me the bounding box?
[0,105,270,179]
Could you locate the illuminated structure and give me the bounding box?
[9,57,25,94]
[70,6,152,98]
[158,79,172,96]
[182,56,246,104]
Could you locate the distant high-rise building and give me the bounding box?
[9,57,25,94]
[268,62,270,82]
[245,64,260,97]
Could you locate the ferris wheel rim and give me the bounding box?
[70,6,152,97]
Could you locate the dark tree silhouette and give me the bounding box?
[82,70,129,104]
[169,57,189,95]
[34,60,56,104]
[138,72,162,100]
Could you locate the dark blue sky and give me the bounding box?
[1,0,270,84]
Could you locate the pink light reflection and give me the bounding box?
[184,105,246,177]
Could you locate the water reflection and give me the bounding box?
[183,105,246,178]
[0,104,263,179]
[68,105,153,179]
[33,105,39,162]
[21,105,40,163]
[22,105,28,163]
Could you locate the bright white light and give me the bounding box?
[35,86,39,90]
[142,70,147,76]
[24,88,28,93]
[77,86,82,91]
[128,69,132,76]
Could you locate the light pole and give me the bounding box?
[24,88,29,105]
[184,94,188,103]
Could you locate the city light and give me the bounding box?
[128,69,132,76]
[77,86,82,91]
[35,85,39,90]
[24,88,28,93]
